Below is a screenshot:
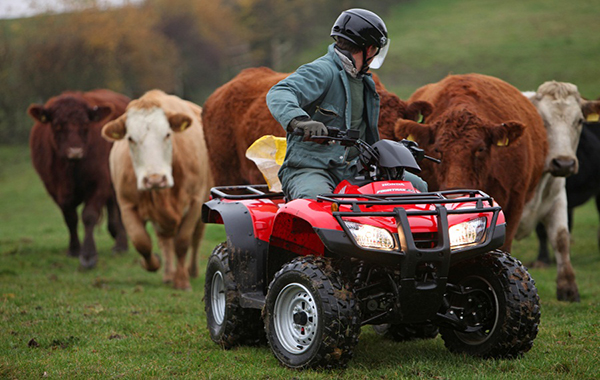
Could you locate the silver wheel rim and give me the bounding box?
[211,271,225,325]
[273,282,319,354]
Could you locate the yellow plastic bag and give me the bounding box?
[245,135,287,192]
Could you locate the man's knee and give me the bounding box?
[404,172,428,192]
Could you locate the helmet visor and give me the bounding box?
[369,39,390,70]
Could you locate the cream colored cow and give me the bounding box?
[102,90,213,289]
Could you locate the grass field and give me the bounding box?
[1,141,600,379]
[3,0,600,377]
[293,0,600,100]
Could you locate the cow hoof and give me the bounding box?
[188,265,199,278]
[79,255,97,270]
[557,287,580,303]
[111,245,128,255]
[67,248,80,258]
[529,260,551,269]
[173,281,191,291]
[141,254,161,272]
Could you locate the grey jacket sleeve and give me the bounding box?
[266,61,335,131]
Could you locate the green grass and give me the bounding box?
[292,0,600,100]
[1,142,600,378]
[379,0,600,99]
[3,0,600,376]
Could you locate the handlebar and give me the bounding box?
[292,126,441,164]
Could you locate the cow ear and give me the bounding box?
[581,99,600,122]
[89,105,114,123]
[168,113,193,132]
[394,119,434,146]
[28,104,51,123]
[489,121,525,147]
[406,101,433,123]
[522,91,540,105]
[101,115,127,141]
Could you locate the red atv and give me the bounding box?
[202,129,540,369]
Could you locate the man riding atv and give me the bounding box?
[266,8,427,200]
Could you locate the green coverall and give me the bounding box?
[267,43,427,199]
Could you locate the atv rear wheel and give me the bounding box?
[373,323,439,341]
[204,243,264,348]
[440,250,540,358]
[264,256,361,369]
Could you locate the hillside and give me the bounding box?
[292,0,600,99]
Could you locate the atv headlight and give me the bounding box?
[344,221,395,250]
[449,217,487,250]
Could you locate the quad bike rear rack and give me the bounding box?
[209,184,284,200]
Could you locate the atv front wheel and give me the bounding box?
[264,256,361,369]
[204,243,264,348]
[440,250,540,358]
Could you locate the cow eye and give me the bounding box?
[165,132,171,140]
[128,136,136,144]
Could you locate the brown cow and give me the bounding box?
[102,90,213,290]
[28,89,129,269]
[202,66,427,186]
[395,73,547,256]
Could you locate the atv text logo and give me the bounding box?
[375,183,415,194]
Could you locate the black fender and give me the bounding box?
[202,199,268,301]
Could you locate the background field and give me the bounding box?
[2,0,600,378]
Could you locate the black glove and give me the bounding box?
[289,117,328,141]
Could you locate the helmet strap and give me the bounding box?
[359,48,370,75]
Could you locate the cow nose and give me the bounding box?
[67,147,84,159]
[549,157,577,177]
[143,174,168,190]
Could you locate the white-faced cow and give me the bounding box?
[515,81,600,302]
[521,83,600,302]
[102,90,213,290]
[28,89,129,269]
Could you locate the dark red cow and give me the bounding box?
[395,73,547,253]
[28,89,130,268]
[202,66,428,186]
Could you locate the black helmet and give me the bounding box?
[331,8,388,50]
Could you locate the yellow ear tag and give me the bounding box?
[406,134,416,142]
[40,115,47,123]
[112,132,121,138]
[587,113,599,122]
[180,121,189,131]
[497,138,509,147]
[416,113,424,123]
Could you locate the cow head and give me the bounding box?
[524,81,590,177]
[102,101,192,191]
[395,107,525,191]
[28,97,113,160]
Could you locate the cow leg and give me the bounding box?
[60,204,81,258]
[156,234,175,284]
[595,195,600,252]
[533,223,552,268]
[80,200,103,269]
[543,194,580,302]
[188,219,206,279]
[107,196,128,251]
[121,205,160,272]
[172,201,202,290]
[106,196,128,253]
